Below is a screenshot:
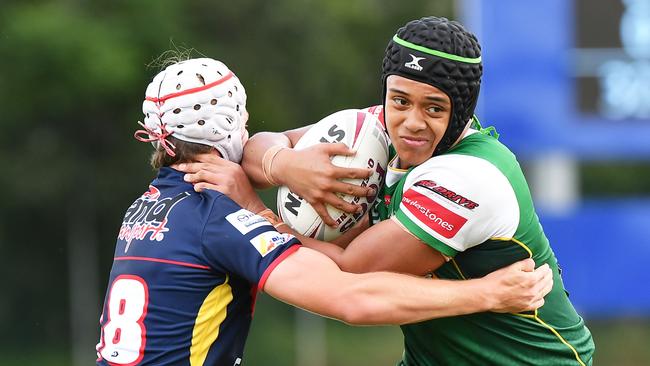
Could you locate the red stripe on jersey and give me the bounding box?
[257,244,301,292]
[401,189,468,238]
[114,256,211,270]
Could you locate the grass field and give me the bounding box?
[3,296,649,365]
[245,296,650,366]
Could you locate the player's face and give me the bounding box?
[385,75,451,169]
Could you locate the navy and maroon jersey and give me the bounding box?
[96,167,300,366]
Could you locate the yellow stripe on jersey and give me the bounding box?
[511,311,586,365]
[388,153,408,172]
[450,259,467,280]
[500,232,586,366]
[491,236,533,258]
[533,310,587,366]
[190,276,234,366]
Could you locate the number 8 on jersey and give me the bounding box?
[97,275,149,365]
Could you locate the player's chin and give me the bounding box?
[395,146,432,168]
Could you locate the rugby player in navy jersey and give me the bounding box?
[97,57,553,366]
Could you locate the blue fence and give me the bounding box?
[463,0,650,159]
[540,200,650,317]
[461,0,650,316]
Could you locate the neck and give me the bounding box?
[451,122,472,149]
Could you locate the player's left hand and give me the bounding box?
[270,143,374,227]
[176,154,266,214]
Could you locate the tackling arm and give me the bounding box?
[170,157,552,321]
[263,246,552,325]
[268,214,553,317]
[264,246,487,325]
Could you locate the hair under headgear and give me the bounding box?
[382,16,482,155]
[138,58,248,162]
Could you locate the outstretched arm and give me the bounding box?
[263,247,552,325]
[175,157,554,319]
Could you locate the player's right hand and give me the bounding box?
[484,258,554,313]
[272,143,374,226]
[176,155,267,214]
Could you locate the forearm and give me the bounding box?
[336,272,493,325]
[241,131,292,188]
[265,247,493,326]
[273,223,493,324]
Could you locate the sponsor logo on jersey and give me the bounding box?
[414,180,479,210]
[226,209,272,234]
[118,186,190,252]
[401,189,467,238]
[405,54,426,71]
[249,231,295,257]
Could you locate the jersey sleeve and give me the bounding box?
[393,154,519,257]
[201,195,300,289]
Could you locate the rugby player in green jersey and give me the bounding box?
[182,17,595,366]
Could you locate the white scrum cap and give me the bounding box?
[141,58,248,162]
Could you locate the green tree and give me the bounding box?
[0,1,453,364]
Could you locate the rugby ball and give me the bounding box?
[277,109,389,241]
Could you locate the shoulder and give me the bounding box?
[447,131,520,173]
[405,152,512,198]
[201,190,251,232]
[406,131,519,191]
[396,148,520,253]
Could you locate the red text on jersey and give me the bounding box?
[414,180,479,209]
[401,189,468,238]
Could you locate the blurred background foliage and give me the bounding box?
[0,0,648,365]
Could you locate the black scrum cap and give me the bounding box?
[382,16,483,155]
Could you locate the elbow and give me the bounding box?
[331,283,396,326]
[336,299,400,326]
[335,301,375,325]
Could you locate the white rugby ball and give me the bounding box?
[277,109,389,241]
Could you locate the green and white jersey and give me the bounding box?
[373,129,595,366]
